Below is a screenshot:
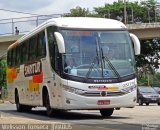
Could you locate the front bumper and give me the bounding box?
[141,97,160,103]
[60,90,137,110]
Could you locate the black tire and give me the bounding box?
[158,102,160,106]
[45,94,54,117]
[138,99,143,106]
[15,90,24,112]
[100,108,114,117]
[146,103,149,106]
[23,105,32,112]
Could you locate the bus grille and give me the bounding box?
[82,91,126,97]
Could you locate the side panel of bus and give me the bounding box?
[6,29,56,107]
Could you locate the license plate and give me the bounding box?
[97,100,110,105]
[152,98,156,100]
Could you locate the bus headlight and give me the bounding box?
[63,85,87,95]
[121,85,137,93]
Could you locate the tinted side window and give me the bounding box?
[12,48,16,66]
[21,41,29,64]
[37,31,46,58]
[7,50,12,67]
[29,35,38,61]
[8,31,46,66]
[16,45,21,66]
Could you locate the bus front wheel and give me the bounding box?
[100,108,114,117]
[45,94,54,117]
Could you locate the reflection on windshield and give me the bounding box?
[61,30,135,78]
[139,87,157,94]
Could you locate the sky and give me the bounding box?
[0,0,159,35]
[0,0,149,19]
[0,0,112,19]
[0,0,114,34]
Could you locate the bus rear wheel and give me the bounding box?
[15,90,23,112]
[100,108,114,117]
[15,90,32,112]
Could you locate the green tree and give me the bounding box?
[136,39,160,69]
[152,72,160,87]
[63,0,158,23]
[137,72,160,87]
[63,6,99,17]
[0,59,7,89]
[136,39,160,84]
[94,0,157,23]
[141,0,157,22]
[137,76,148,86]
[64,6,92,17]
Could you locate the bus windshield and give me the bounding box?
[60,30,135,78]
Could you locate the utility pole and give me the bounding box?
[108,10,110,18]
[147,8,150,23]
[124,0,127,24]
[131,8,134,23]
[148,74,150,86]
[155,3,160,22]
[154,6,157,23]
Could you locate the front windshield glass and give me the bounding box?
[139,87,157,94]
[61,30,135,78]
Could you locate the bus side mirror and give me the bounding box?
[130,33,141,55]
[54,32,65,53]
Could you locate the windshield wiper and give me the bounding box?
[85,56,100,81]
[96,45,100,65]
[101,48,120,79]
[85,37,102,81]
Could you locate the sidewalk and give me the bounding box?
[0,99,4,104]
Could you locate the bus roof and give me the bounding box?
[8,17,127,50]
[47,17,127,29]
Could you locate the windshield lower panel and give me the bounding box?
[61,29,135,79]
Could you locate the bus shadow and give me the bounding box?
[1,109,131,121]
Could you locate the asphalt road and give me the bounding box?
[0,102,160,130]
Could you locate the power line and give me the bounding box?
[0,8,39,16]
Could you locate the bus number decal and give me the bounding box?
[24,61,42,77]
